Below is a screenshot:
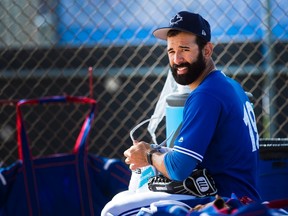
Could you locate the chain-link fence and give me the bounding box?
[0,0,287,166]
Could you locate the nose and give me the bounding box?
[173,51,184,65]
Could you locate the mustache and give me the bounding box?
[172,63,191,69]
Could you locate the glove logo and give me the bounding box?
[155,186,168,191]
[195,177,209,192]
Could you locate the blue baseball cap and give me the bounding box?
[153,11,211,42]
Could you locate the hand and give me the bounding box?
[124,140,150,170]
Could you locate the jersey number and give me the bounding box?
[243,101,259,152]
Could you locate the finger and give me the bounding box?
[125,157,131,164]
[123,147,132,157]
[123,149,128,157]
[129,164,137,171]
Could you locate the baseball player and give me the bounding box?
[102,11,261,215]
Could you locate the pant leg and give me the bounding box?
[101,190,194,216]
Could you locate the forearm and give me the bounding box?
[124,141,197,180]
[149,151,170,178]
[144,148,198,180]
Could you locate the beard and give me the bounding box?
[170,52,206,85]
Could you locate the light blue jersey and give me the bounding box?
[165,70,260,200]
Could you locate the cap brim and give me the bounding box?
[153,27,194,40]
[153,27,172,40]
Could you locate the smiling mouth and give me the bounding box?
[177,67,188,75]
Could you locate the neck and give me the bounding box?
[189,59,216,91]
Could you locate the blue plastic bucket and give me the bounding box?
[165,93,189,147]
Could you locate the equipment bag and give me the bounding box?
[0,96,131,216]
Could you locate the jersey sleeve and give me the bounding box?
[164,150,198,181]
[173,92,222,162]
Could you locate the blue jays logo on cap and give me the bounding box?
[153,11,211,42]
[170,14,183,25]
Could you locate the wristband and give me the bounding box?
[146,149,158,166]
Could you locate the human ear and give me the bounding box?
[203,42,213,57]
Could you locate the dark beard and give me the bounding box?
[170,52,206,85]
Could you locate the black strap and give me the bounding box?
[169,122,182,148]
